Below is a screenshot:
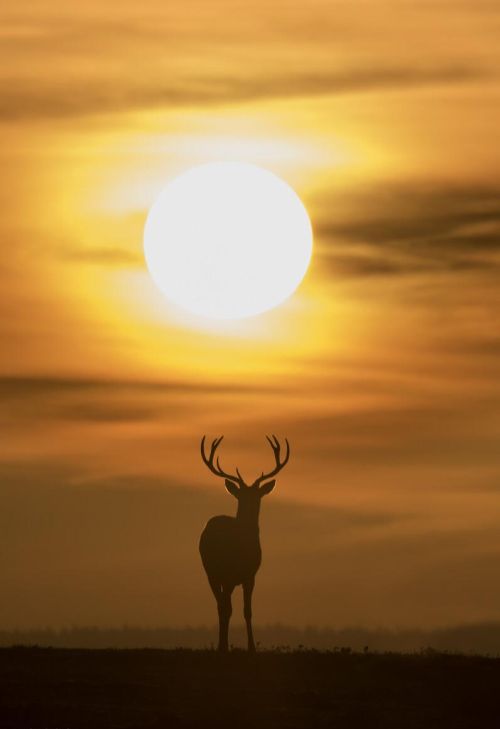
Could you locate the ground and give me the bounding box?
[1,647,499,728]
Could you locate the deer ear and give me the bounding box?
[259,479,276,497]
[224,479,240,498]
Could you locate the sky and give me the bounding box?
[1,0,500,630]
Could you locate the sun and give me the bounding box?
[143,162,313,320]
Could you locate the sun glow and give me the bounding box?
[143,162,313,320]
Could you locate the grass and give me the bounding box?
[1,646,499,728]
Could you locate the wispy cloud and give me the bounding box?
[2,2,497,122]
[0,375,283,424]
[0,65,485,122]
[59,246,143,267]
[316,184,500,277]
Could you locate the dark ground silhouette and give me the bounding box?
[1,647,499,729]
[3,623,500,653]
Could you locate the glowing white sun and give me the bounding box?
[143,162,313,320]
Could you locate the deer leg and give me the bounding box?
[207,577,224,651]
[218,585,233,653]
[243,577,256,652]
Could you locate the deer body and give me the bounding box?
[199,435,289,652]
[200,515,261,588]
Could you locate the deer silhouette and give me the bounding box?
[199,435,290,652]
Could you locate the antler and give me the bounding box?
[255,435,290,486]
[200,436,244,485]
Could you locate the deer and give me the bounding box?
[199,435,290,653]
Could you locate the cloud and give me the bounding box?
[448,336,500,357]
[1,2,497,122]
[0,66,485,122]
[315,183,500,277]
[0,375,278,396]
[0,375,284,425]
[266,404,500,474]
[59,246,143,267]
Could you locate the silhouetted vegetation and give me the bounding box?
[1,646,499,728]
[3,622,500,653]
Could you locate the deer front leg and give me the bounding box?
[243,577,256,652]
[218,586,233,653]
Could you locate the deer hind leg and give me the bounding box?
[243,577,256,653]
[217,585,233,653]
[207,577,225,652]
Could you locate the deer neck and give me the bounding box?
[235,502,261,535]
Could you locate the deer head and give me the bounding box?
[200,435,290,507]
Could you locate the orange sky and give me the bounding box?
[1,0,500,630]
